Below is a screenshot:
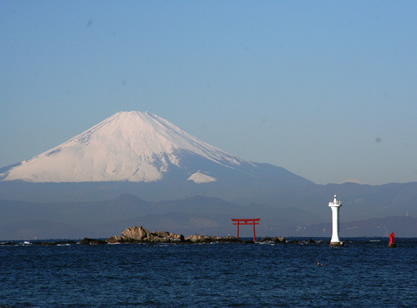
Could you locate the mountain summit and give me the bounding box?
[1,111,250,183]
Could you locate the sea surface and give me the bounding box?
[1,238,417,307]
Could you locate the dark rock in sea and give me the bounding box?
[272,237,286,243]
[41,242,55,246]
[1,240,77,246]
[41,240,77,246]
[186,233,239,243]
[261,236,272,242]
[80,238,107,245]
[242,240,256,244]
[262,236,286,243]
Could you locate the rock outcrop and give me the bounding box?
[261,236,286,243]
[106,225,239,244]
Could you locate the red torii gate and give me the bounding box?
[231,218,260,242]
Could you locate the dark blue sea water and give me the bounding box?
[1,238,417,307]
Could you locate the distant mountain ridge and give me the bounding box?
[0,193,415,240]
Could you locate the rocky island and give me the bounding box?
[78,225,288,245]
[105,225,242,244]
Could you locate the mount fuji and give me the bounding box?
[1,111,253,183]
[0,111,313,202]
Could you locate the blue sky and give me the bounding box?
[1,1,416,185]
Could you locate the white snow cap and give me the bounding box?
[2,111,247,183]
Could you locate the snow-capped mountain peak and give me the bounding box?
[1,111,249,183]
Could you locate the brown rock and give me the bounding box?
[121,226,150,241]
[186,234,206,243]
[106,235,122,243]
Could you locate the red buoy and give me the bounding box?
[388,232,396,248]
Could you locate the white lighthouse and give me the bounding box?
[329,194,343,246]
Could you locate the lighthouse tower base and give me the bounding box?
[330,241,344,247]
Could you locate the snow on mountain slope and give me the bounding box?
[1,111,251,183]
[187,171,217,183]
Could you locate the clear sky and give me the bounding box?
[1,1,416,185]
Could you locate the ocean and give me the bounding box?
[1,238,416,307]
